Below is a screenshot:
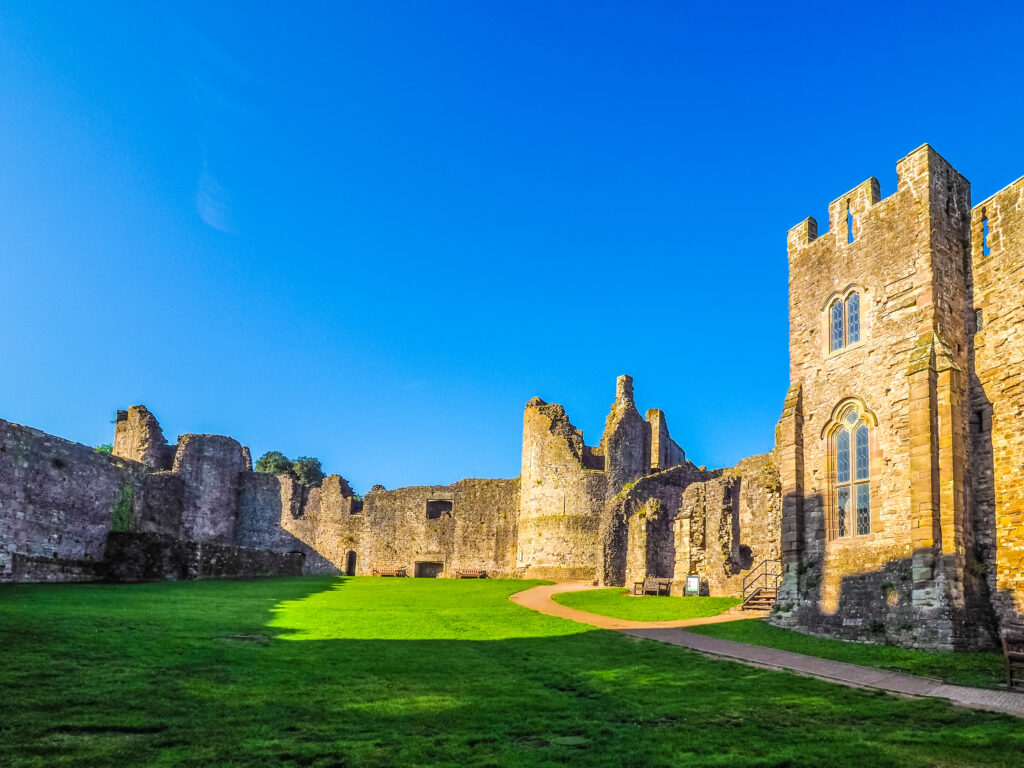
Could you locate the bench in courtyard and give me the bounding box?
[1004,634,1024,688]
[454,569,487,579]
[372,567,408,577]
[633,577,672,596]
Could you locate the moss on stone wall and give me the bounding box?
[111,481,135,533]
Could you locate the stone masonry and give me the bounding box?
[2,376,778,590]
[775,144,1024,649]
[7,142,1024,652]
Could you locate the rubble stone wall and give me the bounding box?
[673,453,780,596]
[354,478,519,577]
[0,417,149,581]
[969,173,1024,635]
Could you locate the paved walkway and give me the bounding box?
[511,582,1024,718]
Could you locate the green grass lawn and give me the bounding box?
[551,587,740,621]
[2,577,1022,768]
[687,617,1008,690]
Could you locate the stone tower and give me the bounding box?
[775,145,990,648]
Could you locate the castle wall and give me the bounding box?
[517,398,607,580]
[113,405,174,470]
[357,479,519,577]
[776,145,986,648]
[615,463,707,588]
[0,417,151,581]
[236,473,343,573]
[673,453,780,597]
[173,434,251,544]
[969,174,1024,635]
[647,409,686,471]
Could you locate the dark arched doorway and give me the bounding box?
[345,550,357,576]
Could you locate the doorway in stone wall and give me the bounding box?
[345,550,357,576]
[414,561,444,578]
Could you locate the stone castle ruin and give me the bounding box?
[4,144,1024,651]
[0,377,778,594]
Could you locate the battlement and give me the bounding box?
[787,144,966,252]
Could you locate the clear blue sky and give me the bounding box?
[3,2,1023,492]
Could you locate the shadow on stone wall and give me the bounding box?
[774,490,1003,649]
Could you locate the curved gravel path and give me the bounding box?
[509,581,765,630]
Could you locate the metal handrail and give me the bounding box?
[742,558,783,602]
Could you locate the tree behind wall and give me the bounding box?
[255,451,325,488]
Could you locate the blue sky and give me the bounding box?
[2,2,1024,492]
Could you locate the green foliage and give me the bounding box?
[688,618,1006,690]
[110,481,134,532]
[552,588,740,621]
[94,444,113,454]
[254,451,325,488]
[254,450,293,475]
[0,579,1019,768]
[291,456,324,488]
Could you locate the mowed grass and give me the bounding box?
[552,587,740,621]
[688,617,1008,690]
[1,578,1022,768]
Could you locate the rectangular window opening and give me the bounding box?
[425,499,453,520]
[847,204,854,244]
[983,215,991,256]
[975,308,984,332]
[414,561,444,578]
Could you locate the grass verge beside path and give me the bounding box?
[688,618,1007,689]
[552,587,741,621]
[1,576,1022,768]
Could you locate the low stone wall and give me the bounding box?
[102,532,305,581]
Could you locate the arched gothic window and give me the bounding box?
[829,403,872,538]
[828,291,862,351]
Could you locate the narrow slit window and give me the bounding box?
[847,204,854,244]
[983,215,991,256]
[847,292,860,344]
[830,300,845,351]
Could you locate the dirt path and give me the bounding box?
[509,581,766,630]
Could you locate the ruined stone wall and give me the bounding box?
[102,532,305,581]
[113,405,174,470]
[356,478,519,577]
[615,463,708,588]
[0,417,152,581]
[173,434,251,544]
[236,473,343,574]
[969,174,1024,635]
[647,409,686,471]
[673,453,780,597]
[776,145,986,649]
[517,398,607,580]
[601,376,650,495]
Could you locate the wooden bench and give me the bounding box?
[633,577,672,596]
[455,569,487,579]
[1003,634,1024,688]
[372,567,407,577]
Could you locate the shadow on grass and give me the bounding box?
[2,577,1023,768]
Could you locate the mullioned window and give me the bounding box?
[828,290,862,352]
